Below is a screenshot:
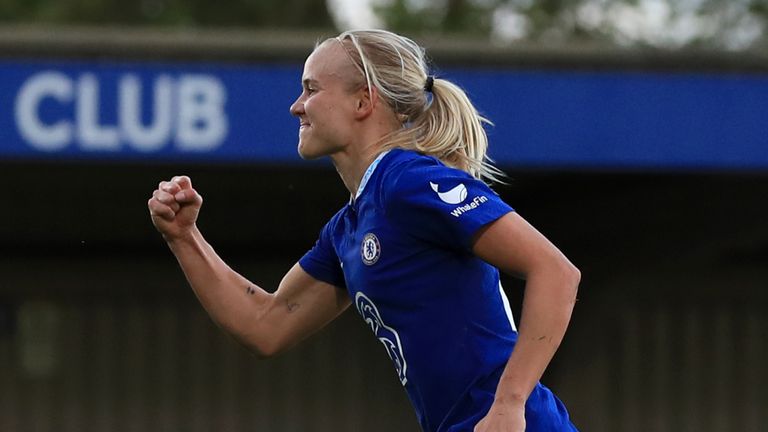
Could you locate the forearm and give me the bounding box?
[470,212,579,429]
[495,268,579,404]
[165,225,273,349]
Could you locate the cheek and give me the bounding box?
[306,99,338,127]
[304,100,328,125]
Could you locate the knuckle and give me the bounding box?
[172,175,192,188]
[148,201,163,213]
[160,191,177,204]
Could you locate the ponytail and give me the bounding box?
[334,29,505,184]
[385,78,504,183]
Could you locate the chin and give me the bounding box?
[297,142,321,160]
[298,137,343,160]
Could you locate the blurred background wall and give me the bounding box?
[1,1,768,431]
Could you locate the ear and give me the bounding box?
[353,85,376,120]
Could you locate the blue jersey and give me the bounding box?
[300,149,577,432]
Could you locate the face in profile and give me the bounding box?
[289,40,362,160]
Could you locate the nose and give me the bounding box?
[289,96,304,117]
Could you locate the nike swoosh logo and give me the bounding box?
[430,182,468,204]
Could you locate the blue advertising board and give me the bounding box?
[1,59,767,170]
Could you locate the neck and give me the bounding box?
[331,141,383,197]
[331,108,402,197]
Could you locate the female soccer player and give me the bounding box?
[148,29,580,432]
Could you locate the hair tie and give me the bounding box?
[424,75,434,93]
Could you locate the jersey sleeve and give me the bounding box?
[384,158,514,251]
[298,215,347,289]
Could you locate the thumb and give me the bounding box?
[174,187,202,205]
[172,175,193,190]
[170,175,202,205]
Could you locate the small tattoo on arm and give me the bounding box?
[286,302,300,313]
[245,286,257,295]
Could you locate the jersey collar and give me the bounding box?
[353,150,391,202]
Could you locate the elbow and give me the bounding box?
[539,256,579,303]
[527,257,580,305]
[251,341,281,359]
[566,261,581,286]
[219,317,284,359]
[562,261,581,302]
[234,330,284,359]
[239,296,287,359]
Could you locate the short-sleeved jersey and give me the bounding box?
[299,149,575,432]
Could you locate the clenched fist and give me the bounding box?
[148,175,203,241]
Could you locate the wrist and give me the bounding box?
[164,225,199,248]
[493,387,529,407]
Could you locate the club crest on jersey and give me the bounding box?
[361,232,381,265]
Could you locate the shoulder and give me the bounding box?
[378,149,477,207]
[320,205,350,237]
[381,148,458,178]
[375,149,514,250]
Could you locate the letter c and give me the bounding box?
[15,71,73,151]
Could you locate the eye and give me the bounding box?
[306,86,317,95]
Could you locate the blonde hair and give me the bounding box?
[329,29,504,183]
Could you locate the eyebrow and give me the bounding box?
[302,78,319,87]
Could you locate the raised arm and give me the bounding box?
[471,212,580,432]
[148,176,351,357]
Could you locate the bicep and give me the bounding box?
[472,212,573,279]
[253,263,351,356]
[274,263,351,320]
